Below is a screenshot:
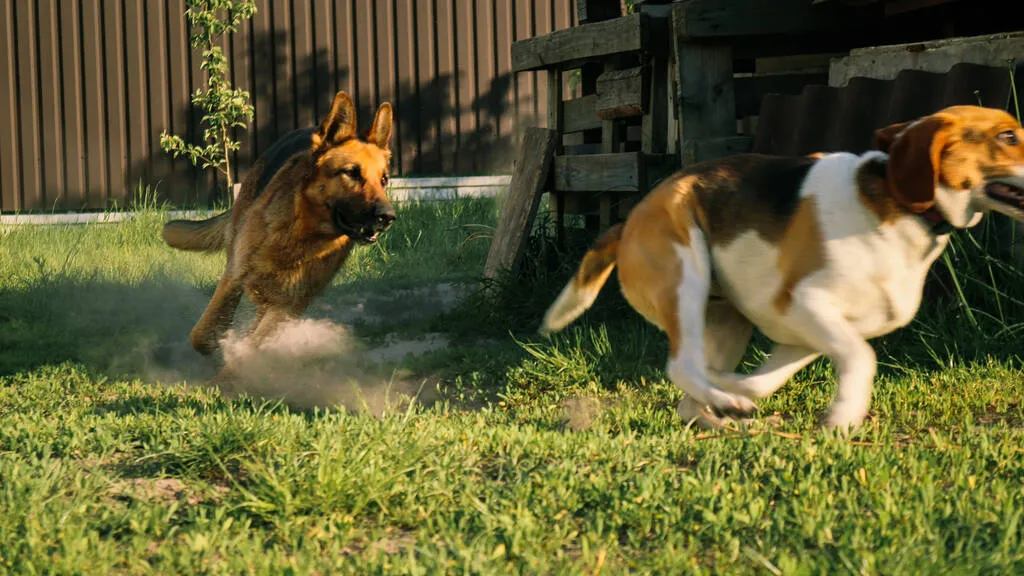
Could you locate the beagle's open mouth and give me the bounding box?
[984,177,1024,210]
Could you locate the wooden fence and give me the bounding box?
[0,0,576,212]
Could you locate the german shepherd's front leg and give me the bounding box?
[190,268,244,359]
[246,305,301,349]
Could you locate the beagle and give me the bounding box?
[541,105,1024,429]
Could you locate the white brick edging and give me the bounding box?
[1,175,511,226]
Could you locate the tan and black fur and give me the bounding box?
[163,91,395,358]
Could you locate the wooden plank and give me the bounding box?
[682,136,754,165]
[598,62,625,230]
[146,0,175,204]
[511,13,646,73]
[395,0,416,174]
[15,1,42,210]
[168,0,196,205]
[231,0,255,186]
[35,0,63,208]
[672,0,864,39]
[563,95,601,133]
[0,0,19,212]
[454,0,477,173]
[333,0,355,96]
[59,0,86,209]
[80,0,108,208]
[253,0,277,152]
[416,0,439,173]
[513,0,538,128]
[555,153,644,193]
[494,0,515,147]
[642,55,670,154]
[311,1,336,116]
[292,0,314,128]
[436,0,458,174]
[484,128,557,279]
[124,0,150,197]
[595,66,647,120]
[547,70,565,244]
[673,30,736,165]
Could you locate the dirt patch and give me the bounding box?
[561,396,603,431]
[313,282,475,326]
[108,478,230,505]
[365,333,450,364]
[341,529,417,556]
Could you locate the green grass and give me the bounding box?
[1,194,1023,574]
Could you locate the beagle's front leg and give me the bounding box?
[787,288,878,429]
[709,344,821,400]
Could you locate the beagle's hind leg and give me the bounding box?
[677,297,755,428]
[663,229,757,419]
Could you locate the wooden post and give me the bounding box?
[547,69,566,246]
[672,4,736,166]
[484,128,559,279]
[598,61,624,231]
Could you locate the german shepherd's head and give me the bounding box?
[305,91,395,244]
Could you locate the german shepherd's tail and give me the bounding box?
[162,210,232,252]
[540,223,624,335]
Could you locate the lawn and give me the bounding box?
[1,194,1022,574]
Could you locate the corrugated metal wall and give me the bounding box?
[0,0,576,212]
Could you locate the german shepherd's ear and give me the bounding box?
[875,116,951,213]
[366,102,393,150]
[313,91,357,151]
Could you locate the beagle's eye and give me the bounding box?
[997,131,1020,146]
[381,174,390,187]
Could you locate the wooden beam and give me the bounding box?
[553,153,673,193]
[673,36,736,163]
[547,71,566,246]
[555,153,642,193]
[483,128,558,279]
[595,66,647,120]
[563,95,602,133]
[511,13,649,73]
[642,55,670,154]
[682,136,754,165]
[672,0,868,39]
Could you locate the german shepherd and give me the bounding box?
[162,91,395,359]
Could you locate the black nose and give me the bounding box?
[374,203,396,230]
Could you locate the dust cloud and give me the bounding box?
[211,318,440,416]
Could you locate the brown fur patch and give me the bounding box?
[772,197,826,314]
[686,154,816,247]
[855,156,902,223]
[573,223,624,291]
[615,183,693,356]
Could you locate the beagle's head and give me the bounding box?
[874,105,1024,228]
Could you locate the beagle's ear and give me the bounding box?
[880,116,951,213]
[873,120,914,154]
[312,91,357,151]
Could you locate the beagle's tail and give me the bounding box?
[162,210,232,252]
[540,223,624,335]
